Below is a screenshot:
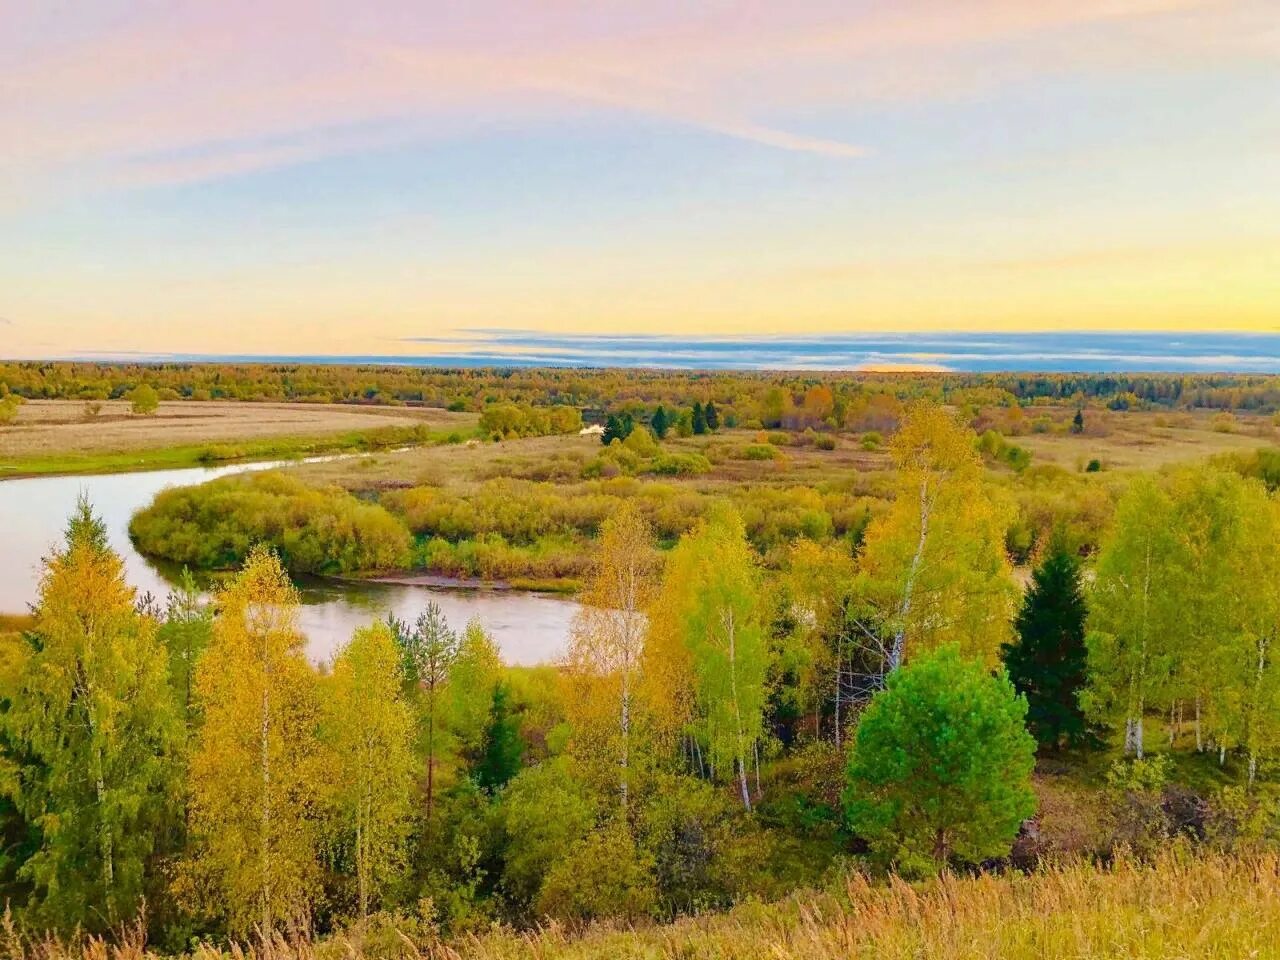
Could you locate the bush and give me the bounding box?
[128,383,159,415]
[739,444,778,461]
[535,820,656,923]
[860,431,882,450]
[0,394,23,424]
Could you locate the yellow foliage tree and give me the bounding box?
[856,402,1015,678]
[564,505,659,808]
[321,621,417,918]
[185,547,321,936]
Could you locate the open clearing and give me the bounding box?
[1017,407,1276,471]
[0,400,476,475]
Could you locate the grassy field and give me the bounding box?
[1016,407,1276,471]
[0,400,477,477]
[10,853,1275,960]
[289,406,1277,495]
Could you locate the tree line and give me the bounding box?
[7,363,1280,421]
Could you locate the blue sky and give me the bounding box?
[2,1,1277,358]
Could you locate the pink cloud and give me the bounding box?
[1,0,1267,200]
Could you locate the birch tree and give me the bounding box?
[1164,467,1250,751]
[669,508,768,810]
[855,402,1015,686]
[448,620,503,760]
[322,621,417,919]
[1206,484,1280,784]
[2,497,178,931]
[186,547,320,936]
[1085,476,1180,758]
[564,506,658,808]
[784,540,856,745]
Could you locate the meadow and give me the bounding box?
[0,400,476,476]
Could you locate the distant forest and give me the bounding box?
[4,361,1280,415]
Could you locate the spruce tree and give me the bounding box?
[475,684,523,792]
[651,405,669,440]
[1000,537,1089,749]
[704,401,719,431]
[602,414,622,445]
[1071,408,1085,434]
[691,402,707,435]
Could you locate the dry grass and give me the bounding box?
[1018,408,1277,472]
[8,854,1277,960]
[292,429,890,495]
[436,852,1280,959]
[0,401,474,461]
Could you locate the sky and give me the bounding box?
[2,0,1278,360]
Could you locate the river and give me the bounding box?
[0,461,578,665]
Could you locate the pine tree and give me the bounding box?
[1001,537,1089,749]
[1071,408,1085,434]
[691,402,707,435]
[388,604,459,824]
[704,401,719,431]
[651,405,669,440]
[844,645,1036,875]
[3,496,179,931]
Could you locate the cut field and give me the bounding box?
[0,400,477,477]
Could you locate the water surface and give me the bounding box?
[0,462,577,665]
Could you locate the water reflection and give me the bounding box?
[0,461,577,665]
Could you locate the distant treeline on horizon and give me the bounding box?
[5,359,1280,415]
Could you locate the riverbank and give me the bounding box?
[362,571,582,594]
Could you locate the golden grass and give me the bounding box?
[1018,408,1277,472]
[292,429,889,495]
[6,853,1276,960]
[0,401,475,462]
[434,852,1280,959]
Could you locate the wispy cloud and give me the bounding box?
[3,0,1264,201]
[388,329,1280,372]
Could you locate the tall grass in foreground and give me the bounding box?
[6,853,1278,960]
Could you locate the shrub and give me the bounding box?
[128,383,159,415]
[0,394,23,424]
[739,444,778,461]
